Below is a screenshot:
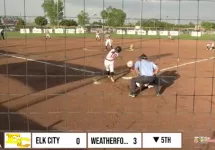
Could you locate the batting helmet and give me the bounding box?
[115,46,122,53]
[139,54,147,60]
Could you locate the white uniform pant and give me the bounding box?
[96,35,100,38]
[104,59,114,73]
[105,39,112,46]
[46,33,50,38]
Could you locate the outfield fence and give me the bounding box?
[16,28,206,37]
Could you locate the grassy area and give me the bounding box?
[4,32,215,40]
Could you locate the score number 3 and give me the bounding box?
[133,137,137,144]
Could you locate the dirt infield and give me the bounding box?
[1,37,215,149]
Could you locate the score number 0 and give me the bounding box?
[76,138,80,144]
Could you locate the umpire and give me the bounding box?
[0,29,5,40]
[129,54,160,97]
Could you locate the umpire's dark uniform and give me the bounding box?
[1,29,5,40]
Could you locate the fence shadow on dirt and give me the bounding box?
[0,60,105,92]
[0,57,130,111]
[158,70,180,94]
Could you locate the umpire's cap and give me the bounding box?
[139,54,147,60]
[115,46,122,53]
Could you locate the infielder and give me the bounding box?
[104,46,122,82]
[168,31,172,40]
[206,40,214,50]
[0,29,5,40]
[105,34,113,51]
[96,30,101,40]
[45,29,51,39]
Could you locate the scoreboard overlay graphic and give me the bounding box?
[1,132,183,149]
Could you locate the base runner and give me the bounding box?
[104,46,122,82]
[96,30,101,40]
[206,40,214,50]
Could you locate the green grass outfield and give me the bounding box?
[3,32,215,40]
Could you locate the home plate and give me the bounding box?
[122,76,133,80]
[93,81,101,85]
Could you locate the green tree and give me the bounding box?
[59,19,78,26]
[77,10,90,26]
[91,21,103,26]
[201,21,215,30]
[41,0,64,25]
[188,22,195,28]
[16,18,25,26]
[35,16,48,26]
[15,18,25,29]
[100,6,126,27]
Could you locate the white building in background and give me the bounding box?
[0,16,19,26]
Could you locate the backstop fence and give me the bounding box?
[1,0,215,148]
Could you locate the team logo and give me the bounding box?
[4,133,31,148]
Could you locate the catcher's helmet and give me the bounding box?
[115,46,122,53]
[139,54,147,60]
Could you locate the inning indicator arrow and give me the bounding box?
[153,137,159,143]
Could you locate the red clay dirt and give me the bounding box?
[0,37,215,150]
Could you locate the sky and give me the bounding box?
[0,0,214,24]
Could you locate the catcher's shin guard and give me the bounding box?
[106,71,110,75]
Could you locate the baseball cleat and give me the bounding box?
[129,93,136,98]
[144,84,149,87]
[110,77,115,82]
[148,85,154,88]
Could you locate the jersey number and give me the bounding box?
[111,53,117,58]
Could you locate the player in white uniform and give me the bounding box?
[105,34,113,51]
[104,46,122,82]
[206,40,214,50]
[45,30,51,39]
[96,30,101,40]
[168,31,172,39]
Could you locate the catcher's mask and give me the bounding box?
[115,46,122,53]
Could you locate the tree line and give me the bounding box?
[5,0,214,30]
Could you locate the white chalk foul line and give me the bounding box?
[122,56,215,80]
[83,48,99,51]
[0,53,96,74]
[160,56,215,71]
